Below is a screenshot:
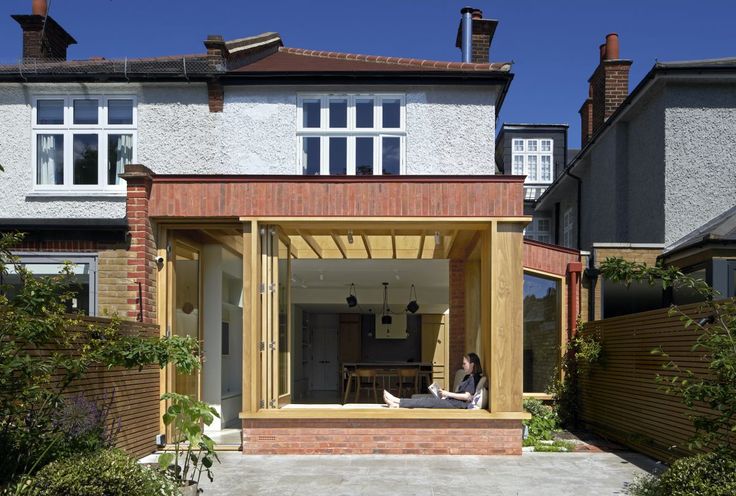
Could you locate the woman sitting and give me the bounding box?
[383,352,482,409]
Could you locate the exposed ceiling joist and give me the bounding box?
[417,233,425,259]
[444,230,459,259]
[297,230,323,259]
[331,231,348,259]
[361,233,373,259]
[391,229,397,259]
[201,229,242,256]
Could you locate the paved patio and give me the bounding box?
[188,450,660,496]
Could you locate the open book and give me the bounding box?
[427,382,442,399]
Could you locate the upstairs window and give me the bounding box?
[297,94,405,176]
[32,96,136,193]
[510,136,554,185]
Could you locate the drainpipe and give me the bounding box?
[461,7,473,63]
[567,262,583,337]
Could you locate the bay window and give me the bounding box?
[297,94,405,176]
[32,96,136,193]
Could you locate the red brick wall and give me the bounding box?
[449,260,465,374]
[122,166,157,323]
[523,239,579,276]
[242,418,522,455]
[148,176,524,218]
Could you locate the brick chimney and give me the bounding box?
[12,0,77,60]
[455,8,498,63]
[583,33,632,142]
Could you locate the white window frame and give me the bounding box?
[510,136,554,186]
[563,207,574,248]
[31,95,137,196]
[296,94,406,176]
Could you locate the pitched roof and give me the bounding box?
[231,46,511,73]
[663,204,736,255]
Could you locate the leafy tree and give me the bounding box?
[0,231,199,488]
[600,257,736,451]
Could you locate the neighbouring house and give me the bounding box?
[495,123,569,242]
[532,33,736,320]
[0,2,583,455]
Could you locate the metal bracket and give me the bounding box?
[259,283,266,294]
[259,399,265,408]
[259,341,265,352]
[269,399,276,408]
[268,341,276,350]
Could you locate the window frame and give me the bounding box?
[510,136,555,186]
[31,95,137,196]
[296,94,406,176]
[6,252,98,315]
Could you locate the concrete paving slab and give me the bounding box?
[186,450,659,496]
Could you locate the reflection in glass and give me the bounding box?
[329,137,347,175]
[36,134,64,185]
[381,137,400,175]
[73,134,98,185]
[523,273,560,393]
[329,99,347,128]
[302,137,320,175]
[302,99,321,128]
[355,137,373,175]
[73,99,98,125]
[108,134,133,185]
[382,98,401,128]
[108,99,133,125]
[37,100,64,125]
[2,262,91,314]
[174,245,199,398]
[356,98,374,128]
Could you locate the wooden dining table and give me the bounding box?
[341,362,433,401]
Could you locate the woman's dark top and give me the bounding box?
[445,373,480,409]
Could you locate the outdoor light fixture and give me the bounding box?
[434,231,441,246]
[406,284,419,314]
[346,283,358,308]
[347,229,354,244]
[381,282,392,325]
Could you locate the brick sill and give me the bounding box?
[240,408,530,420]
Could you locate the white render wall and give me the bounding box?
[0,82,498,220]
[664,83,736,247]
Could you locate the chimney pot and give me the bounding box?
[471,9,483,19]
[599,43,607,61]
[605,33,620,60]
[32,0,47,16]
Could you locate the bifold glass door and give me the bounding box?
[260,225,292,408]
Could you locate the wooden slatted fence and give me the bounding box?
[39,317,162,459]
[578,302,716,462]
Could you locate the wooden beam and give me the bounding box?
[361,233,373,259]
[444,230,458,259]
[417,233,425,259]
[297,230,323,259]
[331,231,348,259]
[202,229,243,256]
[391,229,397,259]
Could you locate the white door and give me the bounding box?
[310,315,339,391]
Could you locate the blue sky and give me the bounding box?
[2,0,735,148]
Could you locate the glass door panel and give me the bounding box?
[172,240,201,399]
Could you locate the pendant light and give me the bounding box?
[381,282,392,325]
[406,284,419,314]
[346,283,358,308]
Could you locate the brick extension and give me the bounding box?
[242,419,522,455]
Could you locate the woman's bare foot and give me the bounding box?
[383,390,399,407]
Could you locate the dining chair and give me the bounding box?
[344,368,378,403]
[396,367,419,397]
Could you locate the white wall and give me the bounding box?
[0,82,498,220]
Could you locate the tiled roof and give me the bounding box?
[230,46,511,73]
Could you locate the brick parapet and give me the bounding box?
[242,418,522,455]
[148,177,524,218]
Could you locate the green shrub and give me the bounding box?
[626,450,736,496]
[12,449,178,496]
[523,398,560,447]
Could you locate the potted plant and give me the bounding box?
[158,393,220,495]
